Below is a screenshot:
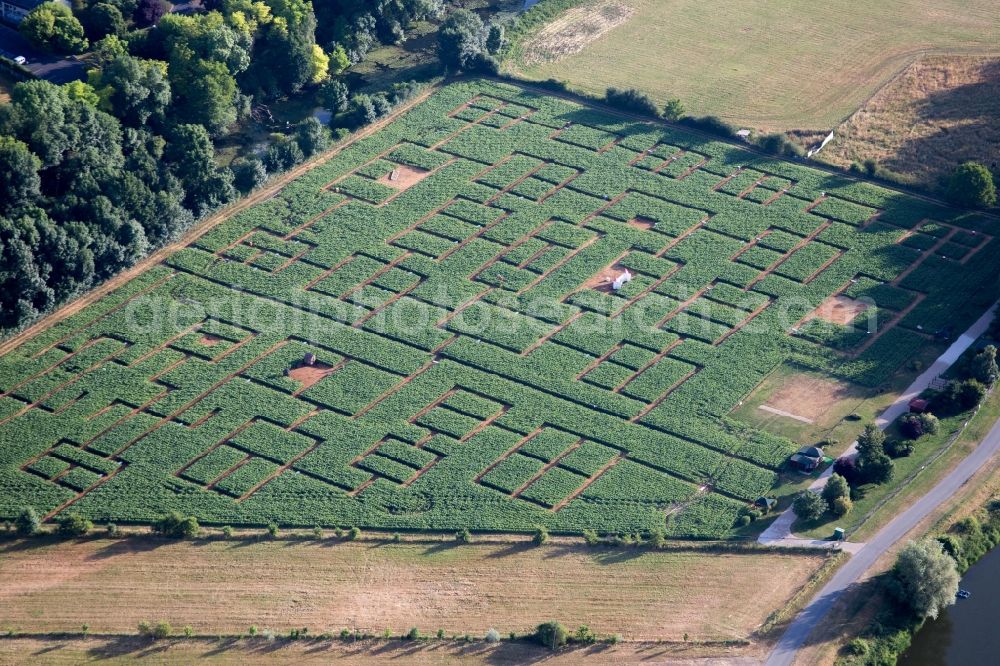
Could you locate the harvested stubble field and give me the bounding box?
[513,0,1000,130]
[0,537,827,642]
[0,79,996,537]
[812,55,1000,190]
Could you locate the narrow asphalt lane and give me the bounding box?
[760,301,999,548]
[765,326,1000,666]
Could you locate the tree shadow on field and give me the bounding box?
[420,539,462,556]
[86,635,172,660]
[878,58,1000,188]
[0,535,56,554]
[538,541,594,560]
[482,541,536,559]
[86,536,173,560]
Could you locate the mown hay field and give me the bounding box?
[0,79,996,537]
[0,537,828,641]
[513,0,1000,130]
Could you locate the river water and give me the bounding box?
[900,544,1000,665]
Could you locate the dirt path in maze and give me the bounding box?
[0,88,439,359]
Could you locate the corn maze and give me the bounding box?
[0,80,996,536]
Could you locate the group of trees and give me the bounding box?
[792,472,853,522]
[795,346,998,524]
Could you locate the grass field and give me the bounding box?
[0,79,996,538]
[513,0,1000,130]
[809,55,1000,190]
[0,537,828,641]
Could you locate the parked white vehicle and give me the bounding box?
[13,56,27,65]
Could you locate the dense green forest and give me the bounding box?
[0,0,511,331]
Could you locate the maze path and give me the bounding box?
[1,80,995,535]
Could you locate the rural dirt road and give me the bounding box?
[764,303,1000,666]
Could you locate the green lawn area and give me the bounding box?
[512,0,1000,130]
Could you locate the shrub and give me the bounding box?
[455,528,472,543]
[647,527,666,548]
[833,457,859,485]
[263,138,304,173]
[845,637,871,656]
[662,98,684,121]
[736,514,751,527]
[15,507,40,536]
[532,525,549,546]
[582,528,599,546]
[885,439,915,458]
[821,473,850,505]
[406,627,420,640]
[266,523,279,538]
[436,628,445,639]
[231,157,267,194]
[140,620,172,639]
[970,345,999,385]
[678,115,736,138]
[603,87,659,117]
[183,625,193,638]
[946,162,997,209]
[318,78,350,113]
[484,628,501,643]
[574,625,596,644]
[248,625,258,637]
[900,413,928,439]
[221,525,234,538]
[856,424,894,484]
[830,496,853,518]
[755,133,804,158]
[151,511,199,539]
[792,491,826,522]
[957,379,987,410]
[56,512,93,537]
[295,117,330,158]
[534,621,568,649]
[106,523,119,538]
[347,526,361,540]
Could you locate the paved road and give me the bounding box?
[766,412,1000,665]
[759,301,999,548]
[765,304,1000,666]
[0,24,86,84]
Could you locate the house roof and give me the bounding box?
[795,446,824,459]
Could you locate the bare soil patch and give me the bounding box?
[199,335,222,346]
[765,374,858,422]
[811,295,870,325]
[376,164,431,191]
[814,55,1000,189]
[521,1,636,67]
[580,261,628,292]
[628,216,656,230]
[0,538,827,642]
[288,362,337,391]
